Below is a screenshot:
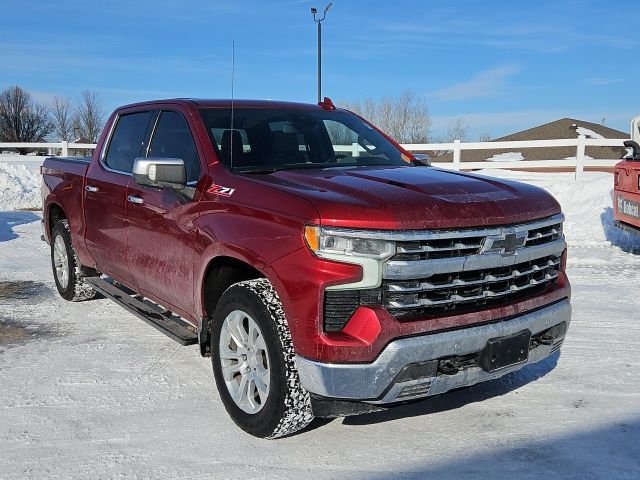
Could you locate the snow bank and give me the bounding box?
[0,161,638,251]
[0,163,41,211]
[478,170,640,251]
[486,152,524,162]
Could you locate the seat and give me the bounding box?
[269,132,305,165]
[220,129,245,167]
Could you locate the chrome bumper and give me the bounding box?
[295,299,571,404]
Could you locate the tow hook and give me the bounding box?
[438,359,459,375]
[532,321,568,346]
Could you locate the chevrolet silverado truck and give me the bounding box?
[42,98,571,438]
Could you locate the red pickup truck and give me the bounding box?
[42,98,571,438]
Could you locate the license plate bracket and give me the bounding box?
[479,329,531,372]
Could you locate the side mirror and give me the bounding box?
[132,157,187,190]
[412,153,431,166]
[623,140,640,161]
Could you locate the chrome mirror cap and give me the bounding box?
[132,157,186,189]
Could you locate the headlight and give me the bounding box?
[304,225,395,259]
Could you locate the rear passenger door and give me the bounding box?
[84,110,154,285]
[125,109,204,315]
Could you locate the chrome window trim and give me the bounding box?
[320,214,565,242]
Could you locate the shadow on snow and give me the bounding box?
[362,414,640,479]
[0,211,40,242]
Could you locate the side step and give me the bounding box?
[85,277,198,346]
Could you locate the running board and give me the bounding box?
[85,277,198,346]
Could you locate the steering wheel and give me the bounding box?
[325,153,347,163]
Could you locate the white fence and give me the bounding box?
[1,135,628,181]
[339,135,627,181]
[405,136,627,181]
[0,141,95,157]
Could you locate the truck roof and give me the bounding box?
[116,98,327,111]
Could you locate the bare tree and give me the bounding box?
[479,132,492,142]
[340,90,432,144]
[72,90,105,143]
[0,86,52,154]
[438,118,469,143]
[50,96,74,142]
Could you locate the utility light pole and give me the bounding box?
[311,3,332,103]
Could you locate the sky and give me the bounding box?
[1,0,639,140]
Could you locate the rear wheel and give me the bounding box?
[50,220,98,302]
[211,278,314,438]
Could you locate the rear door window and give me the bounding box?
[148,111,202,183]
[103,111,153,173]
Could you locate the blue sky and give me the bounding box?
[1,0,638,139]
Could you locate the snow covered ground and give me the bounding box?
[1,169,639,479]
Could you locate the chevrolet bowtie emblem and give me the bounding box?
[481,230,527,255]
[503,232,517,254]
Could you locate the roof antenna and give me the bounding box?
[230,40,236,171]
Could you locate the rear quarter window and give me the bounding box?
[103,111,153,173]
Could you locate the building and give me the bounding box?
[439,118,627,162]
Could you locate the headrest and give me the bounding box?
[271,132,300,155]
[221,129,243,151]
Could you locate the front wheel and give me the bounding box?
[211,278,314,438]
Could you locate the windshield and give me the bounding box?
[198,107,410,172]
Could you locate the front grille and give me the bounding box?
[384,254,561,317]
[322,214,566,332]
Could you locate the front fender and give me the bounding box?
[192,209,308,320]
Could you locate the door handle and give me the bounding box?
[85,185,98,193]
[127,195,144,205]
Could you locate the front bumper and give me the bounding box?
[296,298,571,404]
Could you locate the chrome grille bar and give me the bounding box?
[384,238,566,280]
[387,257,560,293]
[388,272,558,308]
[396,240,483,254]
[387,272,559,309]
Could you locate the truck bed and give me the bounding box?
[41,156,92,244]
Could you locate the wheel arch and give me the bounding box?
[46,202,67,241]
[198,255,265,356]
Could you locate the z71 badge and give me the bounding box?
[207,183,235,197]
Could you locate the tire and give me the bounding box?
[211,278,314,438]
[50,219,98,302]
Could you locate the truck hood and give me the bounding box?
[242,166,561,230]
